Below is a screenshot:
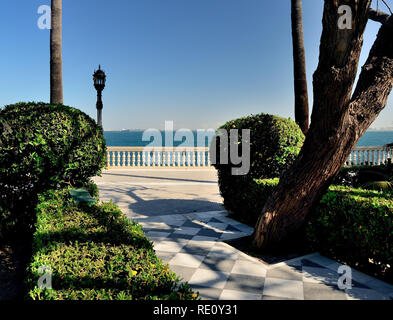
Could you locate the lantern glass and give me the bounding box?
[93,66,106,90]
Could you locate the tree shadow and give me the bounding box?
[103,172,217,184]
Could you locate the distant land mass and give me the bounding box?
[107,127,393,132]
[368,127,393,131]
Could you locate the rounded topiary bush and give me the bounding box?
[0,102,106,241]
[212,113,304,216]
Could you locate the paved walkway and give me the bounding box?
[93,169,393,300]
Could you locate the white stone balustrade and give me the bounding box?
[106,147,212,169]
[345,146,393,167]
[105,146,392,169]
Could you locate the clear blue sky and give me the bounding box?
[0,0,391,130]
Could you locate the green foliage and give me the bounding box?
[27,188,197,300]
[226,177,393,282]
[83,179,100,200]
[213,113,304,215]
[0,102,106,241]
[362,181,393,192]
[306,186,393,282]
[225,178,278,226]
[333,165,393,187]
[214,113,305,178]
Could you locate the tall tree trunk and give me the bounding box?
[291,0,309,135]
[50,0,63,104]
[254,0,393,249]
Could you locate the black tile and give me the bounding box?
[168,233,194,240]
[303,282,347,300]
[197,228,223,238]
[301,259,325,269]
[182,220,203,229]
[210,218,224,223]
[352,280,371,290]
[225,225,242,232]
[180,248,210,256]
[224,274,265,294]
[200,256,236,273]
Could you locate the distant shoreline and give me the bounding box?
[103,130,393,147]
[104,129,393,133]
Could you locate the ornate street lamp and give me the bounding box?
[93,65,106,127]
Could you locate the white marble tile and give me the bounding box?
[189,269,230,289]
[231,260,267,277]
[154,240,187,253]
[263,278,304,300]
[220,290,262,300]
[169,253,205,268]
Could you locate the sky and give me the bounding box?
[0,0,391,131]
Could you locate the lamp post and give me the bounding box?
[93,65,106,127]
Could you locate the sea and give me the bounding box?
[103,130,393,147]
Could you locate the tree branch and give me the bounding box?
[369,9,390,24]
[350,15,393,131]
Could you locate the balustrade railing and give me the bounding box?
[345,146,393,167]
[106,147,212,169]
[105,146,392,169]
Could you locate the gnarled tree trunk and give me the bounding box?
[50,0,63,104]
[254,0,393,249]
[291,0,309,135]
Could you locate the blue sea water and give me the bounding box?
[357,131,393,146]
[104,130,393,147]
[104,130,214,147]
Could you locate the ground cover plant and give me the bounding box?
[27,188,197,300]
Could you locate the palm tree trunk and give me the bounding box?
[50,0,63,104]
[291,0,309,135]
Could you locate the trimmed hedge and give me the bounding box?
[333,165,393,188]
[212,114,304,215]
[223,178,278,227]
[27,189,197,300]
[0,102,106,241]
[306,186,393,281]
[226,178,393,282]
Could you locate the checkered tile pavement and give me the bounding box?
[135,211,393,300]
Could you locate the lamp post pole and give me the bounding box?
[96,90,103,127]
[93,65,106,127]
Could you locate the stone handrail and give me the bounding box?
[105,146,392,169]
[346,146,392,167]
[106,146,212,168]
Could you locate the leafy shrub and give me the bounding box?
[333,165,393,188]
[83,179,100,200]
[227,178,393,282]
[213,114,304,215]
[306,186,393,282]
[224,178,278,226]
[362,181,393,192]
[0,102,106,241]
[27,188,197,300]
